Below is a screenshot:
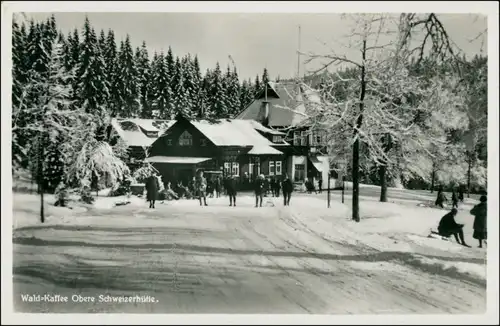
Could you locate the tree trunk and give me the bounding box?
[467,153,472,198]
[352,38,367,223]
[38,134,45,223]
[430,168,435,193]
[352,138,360,221]
[379,164,388,202]
[379,134,392,203]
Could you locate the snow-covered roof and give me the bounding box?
[111,118,175,147]
[247,120,285,135]
[145,156,212,164]
[237,81,317,127]
[247,145,283,155]
[189,119,279,147]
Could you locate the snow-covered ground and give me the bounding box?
[11,191,486,313]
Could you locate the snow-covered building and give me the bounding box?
[146,115,290,187]
[109,118,175,169]
[236,81,340,187]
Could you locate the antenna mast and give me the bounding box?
[297,25,301,78]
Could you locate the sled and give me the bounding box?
[428,229,471,247]
[428,230,450,241]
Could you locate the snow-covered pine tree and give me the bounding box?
[76,17,110,116]
[239,78,254,112]
[104,29,119,116]
[209,62,227,118]
[183,54,200,117]
[135,41,151,118]
[172,56,190,118]
[98,29,106,50]
[116,35,140,117]
[221,65,232,118]
[254,74,261,96]
[165,48,176,117]
[229,66,241,117]
[12,19,30,168]
[69,28,80,68]
[151,51,172,119]
[198,69,213,119]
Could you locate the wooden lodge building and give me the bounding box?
[110,81,342,189]
[236,81,334,185]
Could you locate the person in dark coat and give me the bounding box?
[214,176,222,198]
[435,187,447,208]
[458,187,465,203]
[226,175,238,206]
[254,174,265,207]
[470,195,487,248]
[145,174,159,208]
[194,170,208,206]
[451,189,459,209]
[437,208,469,247]
[263,178,270,197]
[274,177,281,197]
[318,178,323,194]
[282,174,293,206]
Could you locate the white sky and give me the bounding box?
[20,12,488,81]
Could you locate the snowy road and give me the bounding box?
[12,194,486,313]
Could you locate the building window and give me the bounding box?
[294,164,305,182]
[293,131,301,146]
[301,131,308,146]
[232,162,239,177]
[224,162,231,176]
[179,131,192,146]
[272,135,283,143]
[275,161,282,175]
[249,162,254,179]
[166,139,172,146]
[269,161,275,175]
[315,135,322,145]
[200,139,207,146]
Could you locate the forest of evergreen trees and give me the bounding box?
[11,14,277,195]
[12,15,272,121]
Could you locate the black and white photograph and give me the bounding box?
[2,1,499,324]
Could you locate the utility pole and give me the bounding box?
[327,171,331,208]
[342,176,345,204]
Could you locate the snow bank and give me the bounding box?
[413,255,487,280]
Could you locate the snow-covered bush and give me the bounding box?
[132,163,158,183]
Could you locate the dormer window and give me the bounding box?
[272,135,283,143]
[200,139,207,146]
[179,131,193,146]
[145,131,159,138]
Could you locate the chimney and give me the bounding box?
[259,101,269,126]
[259,82,270,126]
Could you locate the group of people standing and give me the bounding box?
[435,186,465,209]
[253,174,294,207]
[145,169,296,209]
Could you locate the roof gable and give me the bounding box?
[237,81,316,127]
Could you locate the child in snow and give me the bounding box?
[437,208,470,247]
[470,195,487,248]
